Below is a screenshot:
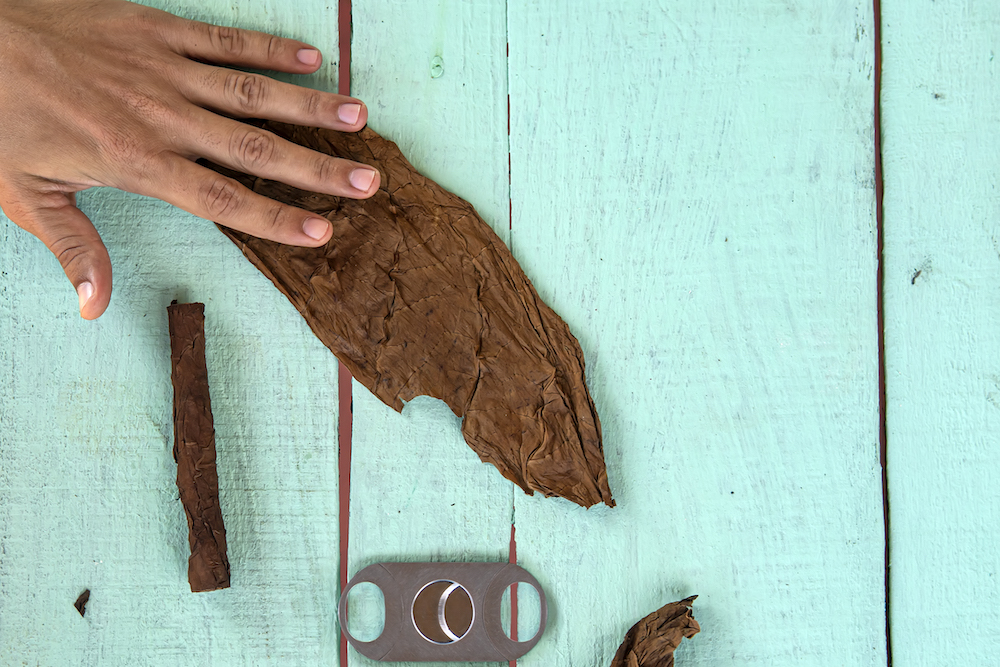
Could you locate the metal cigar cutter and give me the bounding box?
[339,562,548,661]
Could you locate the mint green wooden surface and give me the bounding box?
[0,1,900,666]
[882,3,1000,665]
[346,3,511,665]
[0,2,344,665]
[507,1,884,665]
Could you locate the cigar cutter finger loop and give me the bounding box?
[339,562,547,662]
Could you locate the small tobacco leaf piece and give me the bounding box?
[610,596,700,667]
[74,589,90,617]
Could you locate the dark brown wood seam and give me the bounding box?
[873,0,891,664]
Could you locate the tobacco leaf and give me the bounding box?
[205,122,614,508]
[73,589,90,617]
[611,596,700,667]
[167,301,230,592]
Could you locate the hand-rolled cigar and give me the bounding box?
[610,596,700,667]
[167,301,230,592]
[204,122,614,508]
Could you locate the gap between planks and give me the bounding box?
[336,3,520,665]
[505,1,519,662]
[338,3,352,667]
[873,0,891,664]
[334,3,889,666]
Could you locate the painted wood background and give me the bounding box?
[0,2,346,665]
[506,1,883,665]
[1,1,991,666]
[347,0,513,580]
[881,3,1000,666]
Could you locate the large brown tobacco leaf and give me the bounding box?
[610,597,700,667]
[208,122,613,508]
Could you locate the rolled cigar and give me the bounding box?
[167,301,230,592]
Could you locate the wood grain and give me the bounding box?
[344,4,512,665]
[0,1,343,665]
[882,3,1000,665]
[0,0,905,665]
[507,1,885,665]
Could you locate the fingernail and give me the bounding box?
[349,168,376,192]
[302,217,330,241]
[338,103,362,125]
[77,281,94,313]
[297,48,321,66]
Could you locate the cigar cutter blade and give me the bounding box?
[339,561,547,662]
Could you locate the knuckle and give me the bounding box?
[131,9,168,39]
[100,6,160,40]
[96,126,142,166]
[223,72,267,114]
[95,90,176,167]
[48,233,93,274]
[118,148,171,195]
[208,24,245,57]
[265,35,283,62]
[261,203,287,236]
[229,128,276,171]
[301,90,325,117]
[119,87,171,121]
[314,156,340,184]
[202,177,243,218]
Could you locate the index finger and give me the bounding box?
[161,15,323,74]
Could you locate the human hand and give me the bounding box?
[0,0,379,319]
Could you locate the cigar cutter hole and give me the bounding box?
[411,580,474,644]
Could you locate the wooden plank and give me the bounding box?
[345,5,512,662]
[881,4,1000,665]
[507,1,886,665]
[0,2,344,664]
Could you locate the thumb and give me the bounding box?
[19,197,113,320]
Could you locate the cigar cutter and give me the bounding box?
[339,561,547,661]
